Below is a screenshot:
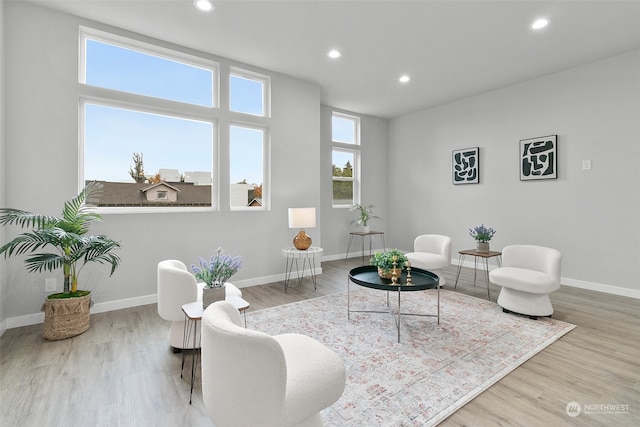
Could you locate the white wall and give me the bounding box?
[3,1,321,324]
[388,50,640,297]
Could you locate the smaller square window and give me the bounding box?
[332,113,360,145]
[156,191,168,199]
[230,69,269,117]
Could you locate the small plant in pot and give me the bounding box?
[350,204,380,233]
[191,247,242,308]
[469,224,496,253]
[370,248,408,279]
[0,182,121,340]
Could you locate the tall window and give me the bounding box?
[229,125,266,210]
[229,67,270,210]
[332,112,360,207]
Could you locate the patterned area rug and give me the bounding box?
[246,288,575,426]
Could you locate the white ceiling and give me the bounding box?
[26,0,640,119]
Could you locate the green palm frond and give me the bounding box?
[60,182,103,235]
[0,230,61,258]
[23,253,67,274]
[0,209,60,229]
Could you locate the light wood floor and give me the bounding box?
[1,258,638,426]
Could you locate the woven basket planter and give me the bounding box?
[41,293,91,340]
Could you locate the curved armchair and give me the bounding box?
[156,260,241,350]
[201,301,346,427]
[405,234,452,286]
[489,245,562,319]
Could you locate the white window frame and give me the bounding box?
[78,98,218,213]
[332,112,361,208]
[229,67,271,118]
[78,27,220,213]
[331,111,361,146]
[79,26,219,108]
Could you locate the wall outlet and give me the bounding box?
[45,278,57,292]
[582,160,592,170]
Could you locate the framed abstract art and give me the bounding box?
[520,135,557,180]
[452,147,479,185]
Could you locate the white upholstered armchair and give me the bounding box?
[489,245,562,319]
[156,259,242,350]
[201,301,346,427]
[405,234,452,286]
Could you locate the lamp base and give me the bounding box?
[293,230,312,250]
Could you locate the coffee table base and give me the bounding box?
[347,280,440,343]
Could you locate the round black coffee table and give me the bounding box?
[348,265,440,343]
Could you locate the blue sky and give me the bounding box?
[84,39,263,185]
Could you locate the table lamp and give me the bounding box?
[288,207,316,250]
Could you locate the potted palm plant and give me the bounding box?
[0,182,121,340]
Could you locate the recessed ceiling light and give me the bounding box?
[531,18,550,30]
[194,0,215,12]
[328,49,342,59]
[399,75,410,83]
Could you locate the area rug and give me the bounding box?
[246,288,575,426]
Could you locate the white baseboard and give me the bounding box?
[3,268,323,330]
[560,277,640,299]
[453,256,639,300]
[5,262,636,330]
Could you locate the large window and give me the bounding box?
[79,27,271,211]
[332,112,360,206]
[82,103,214,207]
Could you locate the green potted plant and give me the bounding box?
[469,224,496,253]
[191,247,242,308]
[350,204,380,233]
[0,182,121,340]
[370,248,408,279]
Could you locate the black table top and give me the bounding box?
[348,265,439,292]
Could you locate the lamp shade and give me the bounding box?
[288,208,316,229]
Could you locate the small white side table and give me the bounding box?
[282,246,323,291]
[181,295,250,404]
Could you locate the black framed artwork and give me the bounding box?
[520,135,557,180]
[452,147,479,185]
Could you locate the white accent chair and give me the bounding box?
[405,234,452,286]
[156,259,242,350]
[489,245,562,319]
[201,301,346,427]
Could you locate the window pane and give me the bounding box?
[230,74,264,116]
[333,180,353,206]
[332,150,354,205]
[332,150,354,178]
[84,103,213,207]
[85,39,213,107]
[332,115,356,144]
[230,125,264,208]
